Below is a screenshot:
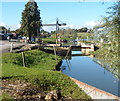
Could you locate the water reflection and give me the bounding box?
[61,51,119,97]
[93,58,120,80]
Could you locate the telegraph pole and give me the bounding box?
[56,18,59,44]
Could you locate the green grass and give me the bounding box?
[0,92,14,100]
[1,50,91,99]
[2,50,60,69]
[42,38,56,44]
[77,32,93,39]
[77,32,91,36]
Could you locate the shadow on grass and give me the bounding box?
[0,76,24,80]
[40,49,54,55]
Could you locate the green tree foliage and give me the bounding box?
[50,28,77,40]
[20,0,41,41]
[40,30,50,38]
[93,2,120,79]
[77,27,88,32]
[0,26,7,33]
[105,1,120,48]
[81,27,88,32]
[94,1,120,46]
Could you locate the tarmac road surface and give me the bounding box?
[0,40,27,54]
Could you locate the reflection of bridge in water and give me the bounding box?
[60,48,119,99]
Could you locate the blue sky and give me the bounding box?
[1,1,115,31]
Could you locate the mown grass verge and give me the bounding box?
[1,50,91,99]
[42,38,56,44]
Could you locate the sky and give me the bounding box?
[0,1,116,32]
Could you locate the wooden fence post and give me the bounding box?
[10,43,13,52]
[22,52,26,67]
[53,46,58,64]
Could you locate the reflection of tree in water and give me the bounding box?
[93,1,120,80]
[61,66,66,71]
[94,49,120,80]
[61,59,72,72]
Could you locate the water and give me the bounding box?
[61,51,119,97]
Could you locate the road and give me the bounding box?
[0,40,27,54]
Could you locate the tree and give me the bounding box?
[81,27,88,32]
[93,2,120,80]
[20,0,41,42]
[77,27,88,32]
[0,26,7,33]
[94,1,120,44]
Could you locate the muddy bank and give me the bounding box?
[55,60,62,71]
[1,79,78,100]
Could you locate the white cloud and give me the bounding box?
[84,20,100,27]
[17,24,21,28]
[0,22,21,30]
[43,26,56,32]
[61,24,76,29]
[9,24,21,30]
[0,22,5,26]
[43,24,77,32]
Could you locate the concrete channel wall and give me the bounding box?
[71,77,119,100]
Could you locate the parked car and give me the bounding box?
[8,33,20,42]
[0,33,7,40]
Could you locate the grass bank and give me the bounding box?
[1,49,91,100]
[42,38,56,44]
